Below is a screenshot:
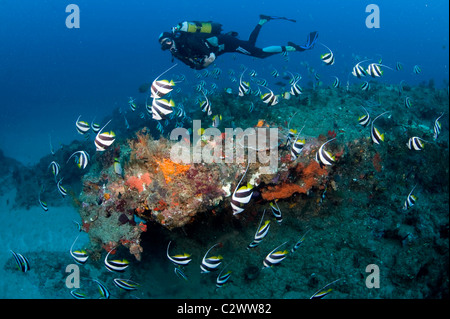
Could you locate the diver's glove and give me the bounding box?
[202,53,216,68]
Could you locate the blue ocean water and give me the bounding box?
[0,0,448,163]
[0,0,448,301]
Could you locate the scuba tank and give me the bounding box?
[175,21,223,35]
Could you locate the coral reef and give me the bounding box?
[11,82,448,298]
[75,122,346,261]
[77,129,240,259]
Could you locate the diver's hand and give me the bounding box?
[202,53,216,67]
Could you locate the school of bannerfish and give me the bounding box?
[9,39,447,299]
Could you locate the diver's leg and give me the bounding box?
[262,45,296,54]
[220,33,296,58]
[259,31,318,54]
[248,17,269,45]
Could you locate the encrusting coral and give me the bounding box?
[76,126,344,260]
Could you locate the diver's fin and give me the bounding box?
[259,14,296,23]
[288,31,319,51]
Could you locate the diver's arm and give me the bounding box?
[172,52,200,69]
[183,55,207,70]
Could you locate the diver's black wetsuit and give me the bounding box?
[169,24,280,69]
[168,32,215,69]
[163,20,317,70]
[216,24,278,58]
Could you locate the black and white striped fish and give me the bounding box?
[407,136,426,151]
[250,86,261,97]
[211,68,222,77]
[104,250,129,272]
[285,128,297,147]
[75,115,90,135]
[290,80,302,96]
[256,78,268,87]
[289,73,301,85]
[370,111,389,144]
[319,43,335,65]
[231,183,253,215]
[156,121,164,134]
[72,220,82,232]
[315,137,336,168]
[91,121,101,133]
[433,112,444,140]
[230,162,253,215]
[238,68,249,96]
[238,78,250,96]
[167,241,192,267]
[200,91,212,116]
[271,69,279,77]
[290,137,305,161]
[281,50,289,62]
[248,102,255,113]
[404,96,412,108]
[38,194,48,212]
[201,69,210,78]
[67,150,89,169]
[95,120,115,152]
[310,279,341,299]
[70,289,87,299]
[262,241,288,268]
[360,81,370,91]
[358,106,370,127]
[366,63,383,77]
[57,178,67,198]
[70,234,89,264]
[352,60,369,78]
[270,201,282,223]
[128,97,137,111]
[247,210,270,249]
[216,268,232,289]
[260,87,279,106]
[176,105,186,118]
[403,185,418,210]
[332,76,340,88]
[200,243,223,273]
[152,98,175,121]
[93,279,110,299]
[291,229,311,253]
[174,267,188,281]
[10,250,31,272]
[150,64,177,98]
[113,278,140,291]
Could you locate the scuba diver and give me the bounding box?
[159,15,318,70]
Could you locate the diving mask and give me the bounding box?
[160,38,174,51]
